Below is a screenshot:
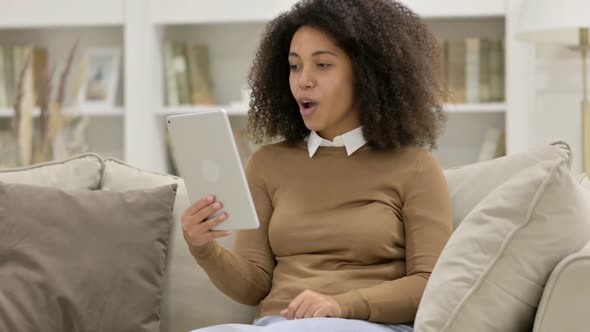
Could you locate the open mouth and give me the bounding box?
[302,101,316,108]
[299,100,318,116]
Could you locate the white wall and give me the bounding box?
[533,44,588,174]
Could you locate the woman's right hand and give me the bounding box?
[181,195,231,249]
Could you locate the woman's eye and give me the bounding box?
[318,63,332,69]
[290,64,301,71]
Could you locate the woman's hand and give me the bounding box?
[280,290,342,319]
[181,195,231,249]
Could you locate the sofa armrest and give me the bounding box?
[533,240,590,332]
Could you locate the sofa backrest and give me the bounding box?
[100,158,256,332]
[531,174,590,332]
[443,142,571,229]
[0,153,103,190]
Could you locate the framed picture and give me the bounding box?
[78,47,120,110]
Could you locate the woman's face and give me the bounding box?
[288,26,360,141]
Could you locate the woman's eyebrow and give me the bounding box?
[312,50,338,57]
[288,51,338,58]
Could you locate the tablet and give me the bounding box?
[166,109,260,231]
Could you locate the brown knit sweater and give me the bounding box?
[190,140,452,324]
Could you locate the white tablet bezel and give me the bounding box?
[166,109,260,231]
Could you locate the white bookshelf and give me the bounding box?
[150,0,505,24]
[0,108,17,118]
[0,20,126,162]
[0,107,124,118]
[401,0,505,18]
[0,0,124,28]
[155,103,505,117]
[158,105,248,117]
[444,103,506,113]
[0,0,536,172]
[150,0,298,25]
[0,26,125,110]
[70,107,125,117]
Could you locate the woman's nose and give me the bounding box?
[298,67,316,89]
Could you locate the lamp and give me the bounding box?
[517,0,590,174]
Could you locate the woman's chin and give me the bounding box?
[302,119,322,133]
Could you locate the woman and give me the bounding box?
[182,0,452,331]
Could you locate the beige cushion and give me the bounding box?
[101,158,255,332]
[0,153,103,190]
[444,142,571,229]
[578,173,590,203]
[531,176,590,332]
[415,151,590,331]
[0,181,177,332]
[532,240,590,332]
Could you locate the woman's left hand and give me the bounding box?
[280,290,342,319]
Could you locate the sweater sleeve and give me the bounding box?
[189,149,276,306]
[332,150,452,324]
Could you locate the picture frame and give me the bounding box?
[78,47,120,110]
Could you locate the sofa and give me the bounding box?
[0,141,588,332]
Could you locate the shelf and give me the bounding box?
[444,103,506,113]
[0,0,124,28]
[156,104,505,117]
[151,0,298,25]
[400,0,505,18]
[0,107,124,118]
[151,0,505,25]
[158,105,248,116]
[66,107,125,117]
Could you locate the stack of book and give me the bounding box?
[162,42,215,106]
[440,38,505,104]
[0,46,48,108]
[478,127,506,162]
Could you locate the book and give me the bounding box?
[4,47,15,108]
[437,39,448,94]
[162,42,217,106]
[0,47,6,107]
[32,47,48,108]
[186,44,215,105]
[478,127,506,161]
[446,39,466,103]
[465,38,480,103]
[0,46,48,109]
[488,40,505,102]
[172,43,191,105]
[440,38,505,104]
[478,39,491,102]
[162,42,179,106]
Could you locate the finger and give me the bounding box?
[192,201,223,225]
[199,212,228,231]
[204,230,232,241]
[182,214,229,242]
[313,307,327,318]
[280,309,288,318]
[294,298,312,320]
[303,303,320,319]
[287,293,306,320]
[183,195,215,218]
[182,226,231,245]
